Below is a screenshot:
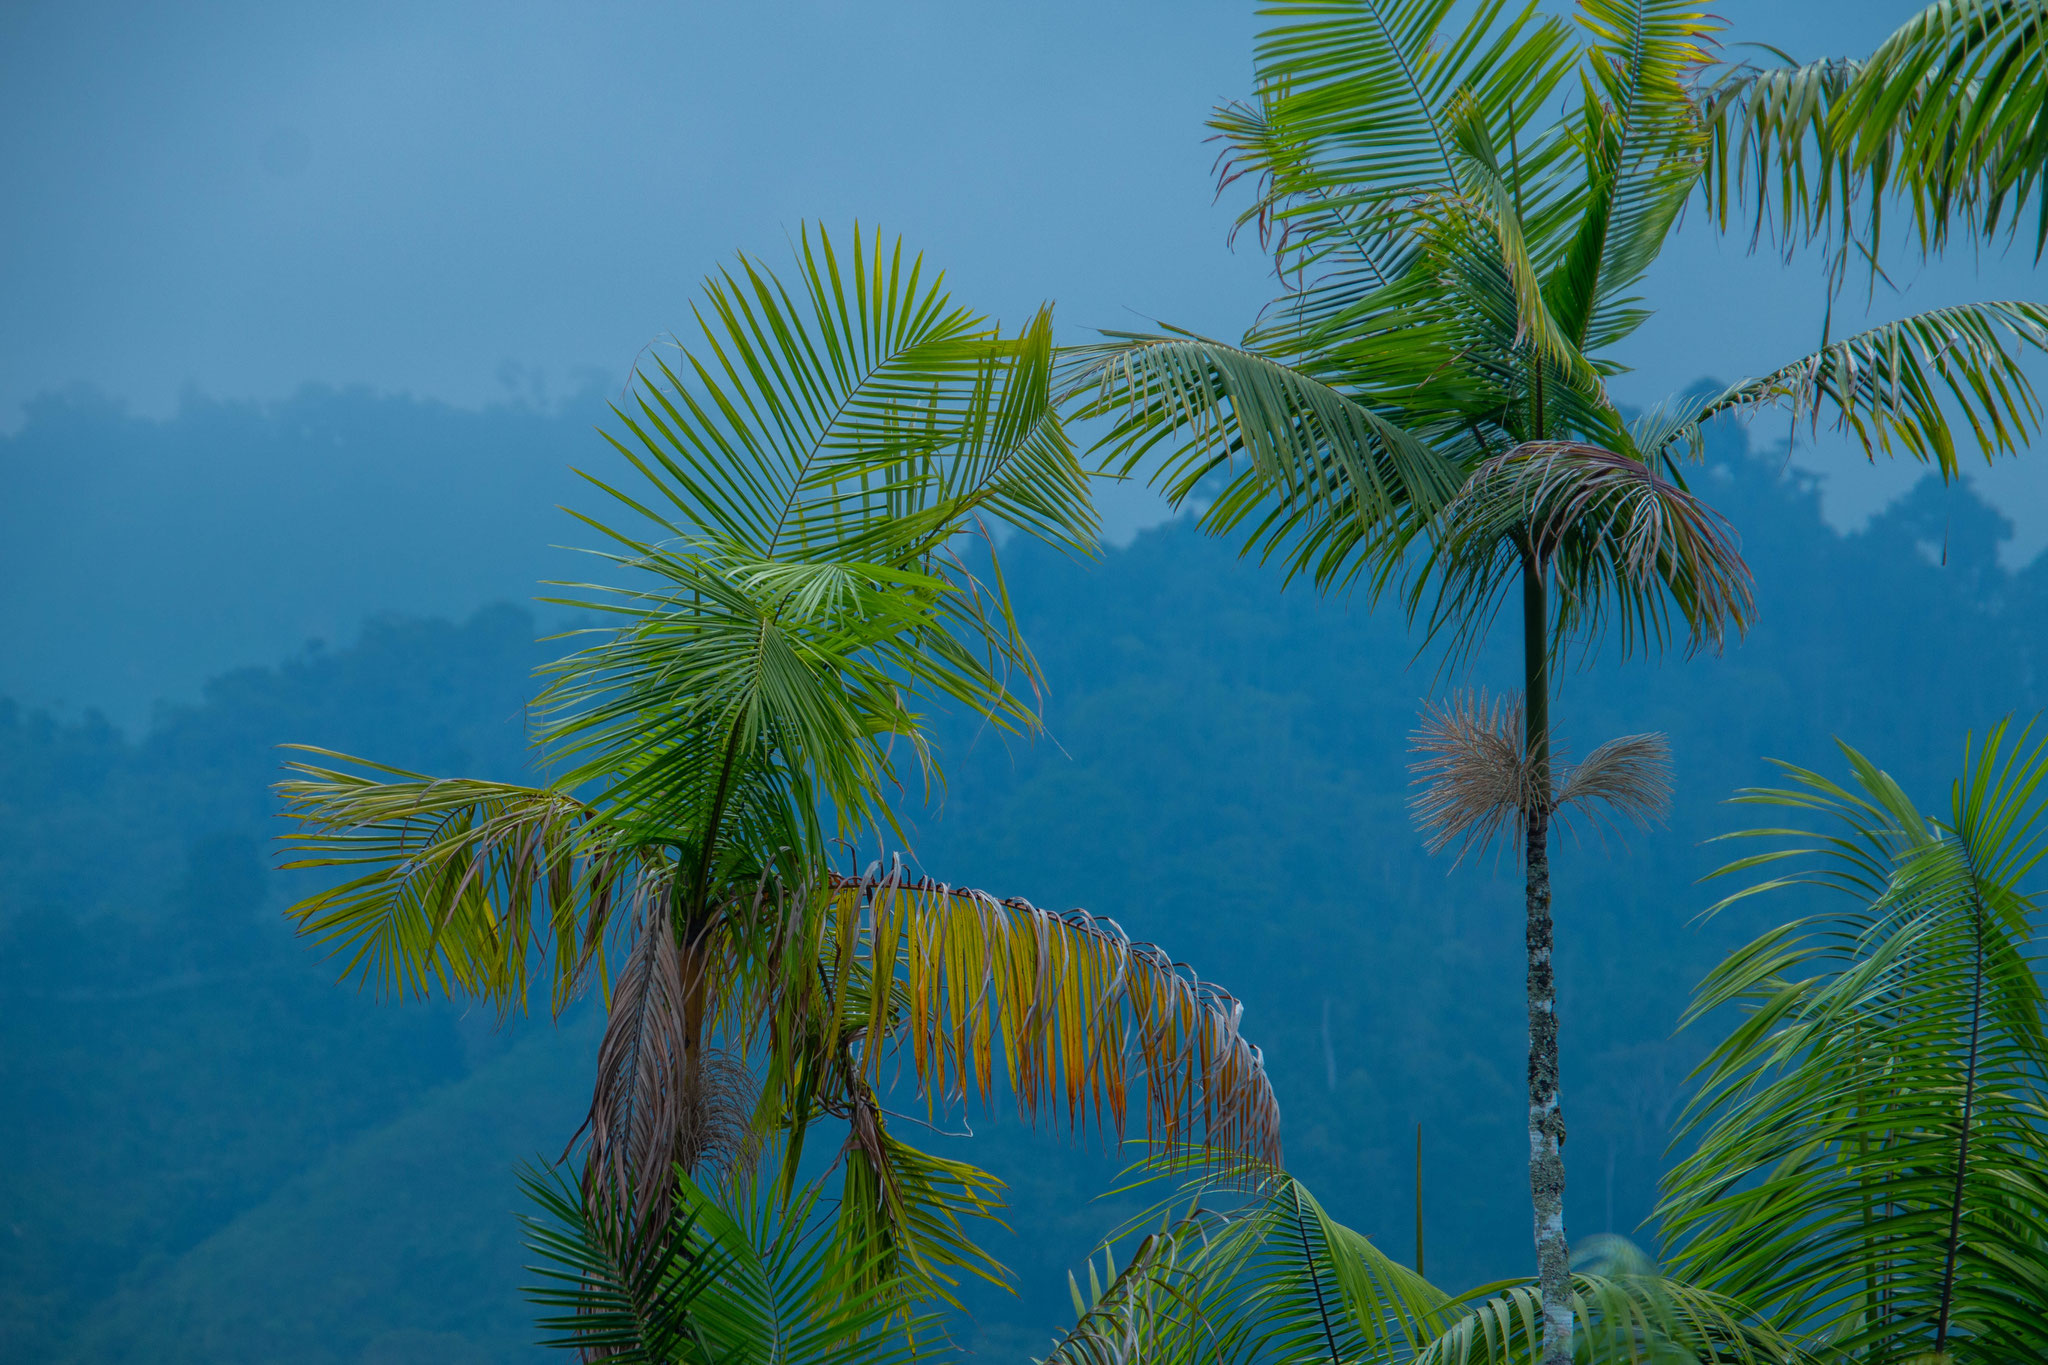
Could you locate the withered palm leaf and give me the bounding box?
[1410,691,1673,865]
[831,865,1281,1165]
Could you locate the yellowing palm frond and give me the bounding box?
[837,866,1283,1167]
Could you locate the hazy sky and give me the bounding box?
[5,0,2043,548]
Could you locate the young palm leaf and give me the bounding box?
[1661,721,2048,1364]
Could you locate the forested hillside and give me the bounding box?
[1,406,2037,1361]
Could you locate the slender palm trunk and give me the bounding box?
[1521,548,1571,1365]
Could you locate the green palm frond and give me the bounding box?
[521,1165,725,1364]
[1036,1209,1259,1365]
[1698,299,2048,477]
[1044,1158,1800,1365]
[1661,721,2048,1363]
[276,750,644,1010]
[586,226,1093,562]
[1050,1159,1454,1365]
[1417,1241,1810,1365]
[522,1162,928,1365]
[833,1096,1011,1308]
[1234,0,1579,249]
[1060,330,1462,592]
[1700,51,1866,256]
[1706,0,2048,258]
[1550,1,1721,352]
[545,225,1094,849]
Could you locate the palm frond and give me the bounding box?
[543,224,1094,852]
[1416,1244,1812,1365]
[276,749,640,1011]
[582,879,761,1230]
[1233,0,1580,260]
[834,1094,1012,1308]
[590,225,1094,563]
[1061,330,1462,595]
[1048,1157,1454,1365]
[1662,721,2048,1363]
[1548,1,1722,353]
[1705,1,2048,259]
[1419,441,1753,667]
[522,1161,928,1365]
[1700,299,2048,479]
[840,864,1285,1167]
[521,1165,724,1364]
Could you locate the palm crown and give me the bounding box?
[277,226,1281,1312]
[1060,3,2048,1360]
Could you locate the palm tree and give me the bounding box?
[521,1158,929,1365]
[1063,3,2048,1359]
[277,225,1281,1310]
[1660,722,2048,1364]
[1704,0,2047,269]
[1033,1157,1805,1365]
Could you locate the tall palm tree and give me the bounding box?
[1704,0,2047,269]
[278,225,1281,1309]
[1660,722,2048,1364]
[1063,3,2048,1359]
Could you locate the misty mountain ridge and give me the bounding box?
[1,378,2033,729]
[3,390,2044,1360]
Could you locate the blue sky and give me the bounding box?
[5,0,2042,549]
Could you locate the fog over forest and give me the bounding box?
[3,386,2038,1360]
[7,1,2047,1362]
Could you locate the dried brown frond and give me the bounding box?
[582,881,693,1230]
[579,865,756,1231]
[1556,732,1673,832]
[1408,690,1543,863]
[674,1049,760,1188]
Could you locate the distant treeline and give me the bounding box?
[2,401,2042,1361]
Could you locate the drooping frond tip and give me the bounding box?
[833,865,1283,1169]
[1409,691,1673,863]
[1428,443,1755,666]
